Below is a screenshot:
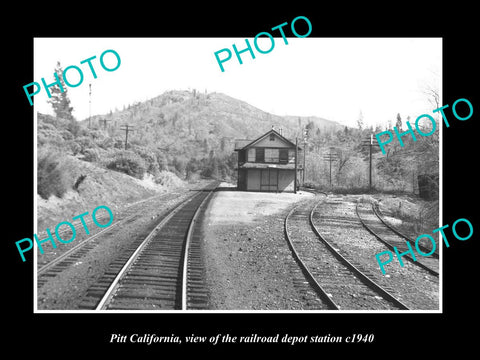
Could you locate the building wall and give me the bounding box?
[236,131,301,192]
[241,169,295,192]
[246,169,261,190]
[278,170,295,192]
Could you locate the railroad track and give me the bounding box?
[36,191,197,287]
[36,193,164,243]
[285,196,409,310]
[356,201,439,277]
[372,203,440,258]
[79,182,218,310]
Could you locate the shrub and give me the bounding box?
[172,156,187,176]
[66,140,82,155]
[98,137,114,150]
[132,146,159,175]
[113,138,124,149]
[155,171,184,187]
[74,136,96,154]
[59,129,74,141]
[156,151,168,171]
[37,122,65,147]
[37,148,69,199]
[106,150,146,179]
[83,148,99,162]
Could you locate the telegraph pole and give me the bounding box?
[322,148,338,187]
[99,118,111,130]
[303,127,307,185]
[369,134,372,189]
[361,134,381,190]
[120,125,135,150]
[88,83,92,128]
[294,138,298,194]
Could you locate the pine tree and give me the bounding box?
[395,113,402,131]
[48,62,74,121]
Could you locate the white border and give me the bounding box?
[33,37,443,314]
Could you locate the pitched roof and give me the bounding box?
[234,129,301,151]
[234,139,252,151]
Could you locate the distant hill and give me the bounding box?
[82,90,345,158]
[282,115,343,132]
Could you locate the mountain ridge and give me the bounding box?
[82,89,345,150]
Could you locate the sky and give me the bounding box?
[33,37,441,128]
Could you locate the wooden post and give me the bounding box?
[369,134,373,191]
[294,138,298,194]
[329,152,332,187]
[303,138,306,185]
[88,83,92,128]
[120,125,134,150]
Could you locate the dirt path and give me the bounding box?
[201,185,327,310]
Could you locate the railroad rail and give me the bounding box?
[36,191,198,287]
[36,192,168,242]
[355,202,439,277]
[80,182,218,310]
[284,196,409,310]
[372,203,439,258]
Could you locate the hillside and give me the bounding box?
[36,155,184,229]
[84,90,345,158]
[39,86,437,203]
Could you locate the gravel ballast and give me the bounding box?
[201,188,440,311]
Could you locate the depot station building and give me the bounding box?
[234,129,303,193]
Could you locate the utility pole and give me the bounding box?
[303,127,307,185]
[99,118,111,130]
[322,147,338,188]
[120,124,135,150]
[294,137,298,194]
[88,83,92,128]
[361,134,381,191]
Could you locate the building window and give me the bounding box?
[238,150,246,164]
[288,149,295,163]
[256,148,265,162]
[270,133,275,141]
[265,148,279,163]
[247,148,255,162]
[279,149,288,164]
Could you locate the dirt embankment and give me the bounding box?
[37,156,186,230]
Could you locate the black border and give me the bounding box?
[7,5,479,355]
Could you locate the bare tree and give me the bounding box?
[356,110,364,131]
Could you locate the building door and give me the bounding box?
[260,169,278,192]
[238,169,247,190]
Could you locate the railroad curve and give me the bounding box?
[284,195,409,310]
